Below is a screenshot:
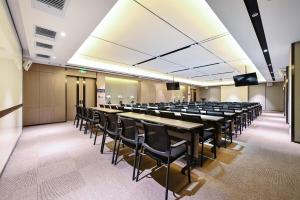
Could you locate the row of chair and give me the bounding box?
[73,106,221,200]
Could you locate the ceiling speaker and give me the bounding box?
[23,59,32,71]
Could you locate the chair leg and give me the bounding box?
[136,148,143,182]
[89,123,93,138]
[132,144,139,180]
[165,161,170,200]
[201,138,204,166]
[100,132,107,154]
[111,137,118,164]
[114,139,121,165]
[76,117,80,128]
[93,131,98,145]
[213,134,217,159]
[80,119,83,131]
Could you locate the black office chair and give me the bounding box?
[99,104,104,108]
[207,111,232,147]
[87,108,99,139]
[115,117,143,180]
[159,111,176,119]
[94,111,106,145]
[100,114,120,164]
[181,113,216,165]
[105,105,110,109]
[80,107,88,133]
[74,105,83,128]
[186,109,200,114]
[111,105,118,109]
[145,109,157,116]
[137,121,191,200]
[132,108,140,113]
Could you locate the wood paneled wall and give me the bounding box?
[23,64,66,126]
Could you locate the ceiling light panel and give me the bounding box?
[136,0,228,42]
[90,0,193,56]
[162,44,222,67]
[139,58,184,73]
[201,34,248,61]
[77,37,151,65]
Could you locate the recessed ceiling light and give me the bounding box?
[52,56,56,59]
[60,32,66,37]
[263,49,268,53]
[251,12,259,18]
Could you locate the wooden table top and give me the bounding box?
[173,112,224,122]
[117,112,203,130]
[90,107,123,114]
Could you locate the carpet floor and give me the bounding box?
[0,112,299,200]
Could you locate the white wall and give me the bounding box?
[0,1,23,174]
[221,85,248,102]
[105,77,138,104]
[200,86,221,101]
[249,84,266,110]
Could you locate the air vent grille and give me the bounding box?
[36,54,50,59]
[36,42,53,49]
[35,26,56,39]
[36,0,65,10]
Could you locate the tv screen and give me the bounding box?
[166,82,180,90]
[233,72,258,87]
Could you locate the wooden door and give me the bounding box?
[85,78,96,107]
[66,76,77,121]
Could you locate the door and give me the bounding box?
[66,76,96,121]
[66,76,77,121]
[191,89,197,102]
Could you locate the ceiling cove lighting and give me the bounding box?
[68,0,265,86]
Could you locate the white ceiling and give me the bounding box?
[8,0,296,85]
[8,0,117,65]
[206,0,300,81]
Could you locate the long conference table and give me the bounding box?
[117,112,204,167]
[90,107,230,167]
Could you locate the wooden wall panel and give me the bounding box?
[23,71,39,125]
[67,76,77,121]
[23,64,66,125]
[85,78,96,107]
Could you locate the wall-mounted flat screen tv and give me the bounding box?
[233,72,258,87]
[166,82,180,90]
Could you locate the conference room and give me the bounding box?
[1,0,300,199]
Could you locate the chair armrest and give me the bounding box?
[204,127,215,132]
[226,120,232,124]
[170,140,187,148]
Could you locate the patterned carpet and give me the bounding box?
[0,112,299,200]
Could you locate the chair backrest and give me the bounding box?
[145,109,156,116]
[142,121,170,153]
[132,108,140,113]
[99,111,106,127]
[111,105,118,109]
[82,107,88,117]
[105,105,110,109]
[159,111,176,119]
[207,111,224,116]
[99,104,104,108]
[170,108,181,112]
[119,117,138,142]
[106,114,118,134]
[186,109,200,114]
[181,113,203,123]
[88,108,94,120]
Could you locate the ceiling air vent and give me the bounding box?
[36,0,66,10]
[35,26,56,39]
[36,42,53,49]
[36,54,50,59]
[32,0,69,17]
